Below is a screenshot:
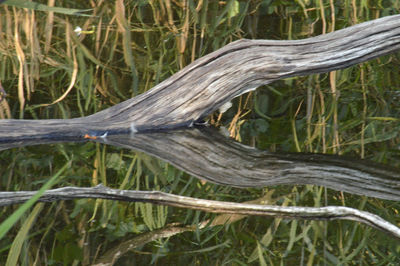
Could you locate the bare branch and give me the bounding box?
[1,184,399,240]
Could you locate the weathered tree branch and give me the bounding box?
[0,15,400,141]
[1,184,399,239]
[1,16,400,242]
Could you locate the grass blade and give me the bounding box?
[0,162,69,240]
[5,203,43,266]
[3,0,92,16]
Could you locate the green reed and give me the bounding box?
[0,0,399,264]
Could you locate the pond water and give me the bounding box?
[1,1,400,264]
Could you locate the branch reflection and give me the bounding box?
[99,127,400,201]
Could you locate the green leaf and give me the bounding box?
[106,153,123,171]
[5,203,43,266]
[256,241,268,266]
[0,162,69,240]
[3,0,92,16]
[228,0,240,18]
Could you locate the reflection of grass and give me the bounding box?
[0,162,68,240]
[1,0,400,264]
[0,162,68,265]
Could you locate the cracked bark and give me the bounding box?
[0,15,400,141]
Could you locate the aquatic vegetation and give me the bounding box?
[0,0,399,264]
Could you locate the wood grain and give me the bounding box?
[1,15,400,141]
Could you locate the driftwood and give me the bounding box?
[1,16,400,241]
[1,184,399,240]
[1,15,400,141]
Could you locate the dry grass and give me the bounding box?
[0,0,400,265]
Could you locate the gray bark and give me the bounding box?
[0,15,400,140]
[1,16,400,241]
[0,184,399,239]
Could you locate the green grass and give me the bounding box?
[0,0,400,264]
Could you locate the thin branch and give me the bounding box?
[1,184,399,240]
[93,224,195,265]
